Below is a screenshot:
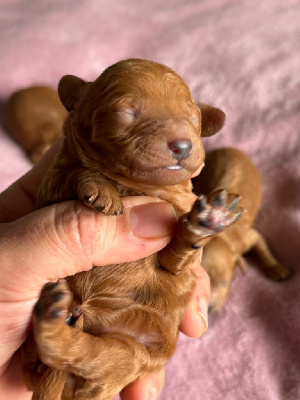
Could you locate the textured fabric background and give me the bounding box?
[0,1,299,399]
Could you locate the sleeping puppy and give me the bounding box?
[192,148,291,311]
[6,86,67,163]
[21,59,243,400]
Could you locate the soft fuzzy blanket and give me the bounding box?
[0,1,299,399]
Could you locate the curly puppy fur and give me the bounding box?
[193,148,291,311]
[21,59,243,400]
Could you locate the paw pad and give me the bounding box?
[187,189,245,239]
[34,279,72,323]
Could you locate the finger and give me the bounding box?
[0,139,62,222]
[120,369,165,400]
[179,257,211,338]
[0,197,176,300]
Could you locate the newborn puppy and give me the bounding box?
[192,148,291,311]
[6,86,67,163]
[22,59,243,400]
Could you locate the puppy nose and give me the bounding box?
[169,139,192,160]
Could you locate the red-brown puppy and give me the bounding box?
[22,59,243,400]
[6,86,67,163]
[193,148,291,310]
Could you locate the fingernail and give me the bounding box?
[197,298,209,333]
[148,386,158,400]
[130,202,176,239]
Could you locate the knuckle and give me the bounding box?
[52,201,95,265]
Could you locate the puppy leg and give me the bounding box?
[159,190,244,275]
[73,380,121,400]
[37,166,123,215]
[246,229,291,280]
[33,280,150,400]
[32,368,67,400]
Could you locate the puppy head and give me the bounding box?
[59,59,225,186]
[202,236,236,311]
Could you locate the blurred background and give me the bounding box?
[0,1,299,399]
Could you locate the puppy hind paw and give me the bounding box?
[34,279,72,324]
[263,263,292,281]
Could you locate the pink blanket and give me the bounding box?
[0,1,299,399]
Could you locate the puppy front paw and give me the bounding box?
[78,181,124,215]
[186,189,245,245]
[158,189,245,275]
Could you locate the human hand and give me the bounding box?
[0,141,210,400]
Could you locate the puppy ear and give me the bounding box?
[58,75,88,112]
[196,103,226,137]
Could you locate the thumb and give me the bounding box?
[0,197,176,300]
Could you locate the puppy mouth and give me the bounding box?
[132,161,198,174]
[126,160,202,185]
[165,164,184,170]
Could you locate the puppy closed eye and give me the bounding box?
[191,113,200,129]
[116,108,136,126]
[186,101,200,129]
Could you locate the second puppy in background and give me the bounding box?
[193,148,291,311]
[6,86,67,163]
